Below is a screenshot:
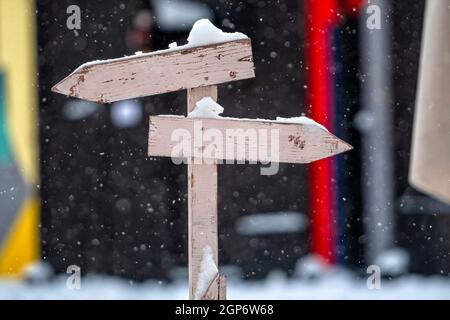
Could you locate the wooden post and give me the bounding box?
[186,85,224,299]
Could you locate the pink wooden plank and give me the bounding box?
[202,274,227,300]
[148,116,352,163]
[218,275,227,300]
[186,86,222,300]
[51,39,254,103]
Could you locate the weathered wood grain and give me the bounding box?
[51,39,254,103]
[148,116,352,163]
[202,274,227,300]
[218,275,226,300]
[186,86,222,300]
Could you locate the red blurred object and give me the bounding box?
[304,0,364,264]
[126,29,152,51]
[304,0,340,264]
[126,9,154,52]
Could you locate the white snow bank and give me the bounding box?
[194,246,218,300]
[374,247,410,276]
[295,254,333,279]
[188,97,224,118]
[22,261,53,282]
[73,19,248,73]
[2,268,450,300]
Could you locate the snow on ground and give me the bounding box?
[374,247,410,277]
[1,267,450,300]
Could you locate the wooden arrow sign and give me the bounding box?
[148,116,352,163]
[51,20,352,301]
[51,39,254,103]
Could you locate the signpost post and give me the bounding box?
[53,31,351,300]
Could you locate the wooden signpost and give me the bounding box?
[53,26,352,300]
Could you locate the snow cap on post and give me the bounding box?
[51,19,255,103]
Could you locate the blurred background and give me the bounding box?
[0,0,449,299]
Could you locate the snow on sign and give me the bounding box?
[52,19,352,300]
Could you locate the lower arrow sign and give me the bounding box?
[148,115,352,164]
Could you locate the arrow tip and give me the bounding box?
[334,136,353,155]
[51,82,62,94]
[51,73,77,97]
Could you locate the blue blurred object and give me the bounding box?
[152,0,213,32]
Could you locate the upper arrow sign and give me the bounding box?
[51,39,255,103]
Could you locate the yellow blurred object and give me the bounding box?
[0,0,39,184]
[0,198,39,277]
[0,0,40,277]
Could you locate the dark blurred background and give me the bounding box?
[31,0,450,282]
